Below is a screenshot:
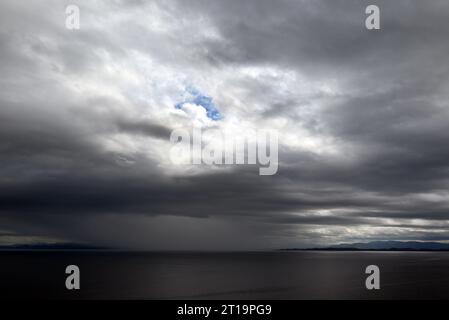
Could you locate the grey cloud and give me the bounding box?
[115,118,172,139]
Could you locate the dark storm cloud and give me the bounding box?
[1,0,449,248]
[115,118,172,139]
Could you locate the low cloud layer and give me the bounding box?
[1,0,449,249]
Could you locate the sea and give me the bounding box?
[1,251,449,299]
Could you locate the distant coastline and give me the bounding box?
[280,248,449,252]
[0,243,109,251]
[281,240,449,252]
[3,240,449,252]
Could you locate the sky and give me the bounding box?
[1,0,449,250]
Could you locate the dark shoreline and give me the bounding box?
[280,248,449,252]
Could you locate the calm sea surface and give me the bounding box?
[1,251,449,299]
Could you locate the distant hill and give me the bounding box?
[282,241,449,251]
[0,243,108,251]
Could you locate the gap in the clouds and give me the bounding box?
[175,86,223,121]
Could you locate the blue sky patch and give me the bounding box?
[175,87,223,121]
